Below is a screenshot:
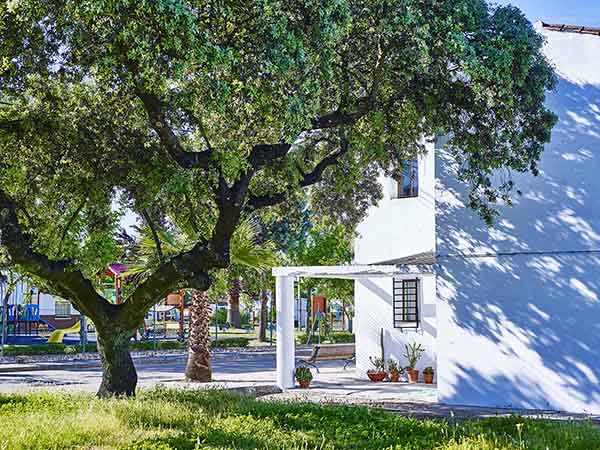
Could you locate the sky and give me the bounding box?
[494,0,600,27]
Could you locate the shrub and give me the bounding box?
[3,344,67,356]
[296,331,355,345]
[130,340,185,352]
[2,340,187,357]
[211,308,228,325]
[212,337,250,348]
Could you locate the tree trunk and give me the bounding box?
[258,289,268,342]
[228,278,242,328]
[185,291,212,382]
[96,328,137,398]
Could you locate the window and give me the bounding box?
[393,278,419,328]
[55,300,71,317]
[395,159,418,198]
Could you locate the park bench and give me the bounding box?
[297,343,355,373]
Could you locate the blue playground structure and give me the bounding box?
[6,303,41,335]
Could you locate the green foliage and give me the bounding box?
[2,340,191,356]
[423,366,435,375]
[1,343,91,356]
[289,219,355,309]
[388,358,401,374]
[210,308,228,326]
[212,337,250,348]
[404,342,426,369]
[297,331,355,345]
[294,366,313,382]
[130,340,186,352]
[369,356,386,372]
[0,0,557,281]
[0,0,557,388]
[0,389,598,450]
[230,217,279,272]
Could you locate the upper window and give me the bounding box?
[395,159,419,198]
[392,278,419,329]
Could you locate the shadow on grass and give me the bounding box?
[126,388,600,450]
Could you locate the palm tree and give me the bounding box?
[227,277,242,328]
[185,290,212,381]
[257,286,269,342]
[125,216,277,382]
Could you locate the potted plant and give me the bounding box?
[423,366,435,384]
[387,358,402,382]
[403,342,425,382]
[295,366,313,389]
[367,356,386,382]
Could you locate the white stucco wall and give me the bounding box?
[39,293,56,316]
[39,293,78,316]
[355,142,436,264]
[354,142,437,376]
[355,274,437,379]
[436,26,600,413]
[437,254,600,412]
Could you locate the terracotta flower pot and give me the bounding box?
[298,380,311,389]
[406,368,419,383]
[367,371,386,382]
[389,371,400,382]
[424,374,434,384]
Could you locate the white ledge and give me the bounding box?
[272,264,434,278]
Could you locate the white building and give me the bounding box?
[275,23,600,414]
[0,279,80,332]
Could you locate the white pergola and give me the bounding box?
[272,262,435,389]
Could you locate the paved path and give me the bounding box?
[2,352,598,424]
[0,350,281,393]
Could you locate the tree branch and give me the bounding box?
[117,240,213,328]
[141,209,164,261]
[247,139,350,210]
[248,143,292,169]
[211,172,253,263]
[55,198,87,257]
[0,190,114,325]
[136,90,212,169]
[118,169,255,329]
[311,96,371,130]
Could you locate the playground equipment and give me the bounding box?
[47,321,81,344]
[6,303,40,335]
[0,280,41,336]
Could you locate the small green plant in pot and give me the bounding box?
[367,356,386,382]
[295,366,313,388]
[403,342,425,382]
[387,358,402,382]
[423,366,435,384]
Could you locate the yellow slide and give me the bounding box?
[47,321,81,344]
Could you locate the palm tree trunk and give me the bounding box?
[228,278,242,328]
[185,291,212,382]
[258,288,269,342]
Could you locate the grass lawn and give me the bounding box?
[0,389,598,450]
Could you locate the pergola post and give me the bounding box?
[276,275,295,390]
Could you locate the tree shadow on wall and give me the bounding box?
[435,76,600,411]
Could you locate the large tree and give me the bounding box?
[0,1,555,396]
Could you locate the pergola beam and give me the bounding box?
[272,263,435,390]
[272,264,434,278]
